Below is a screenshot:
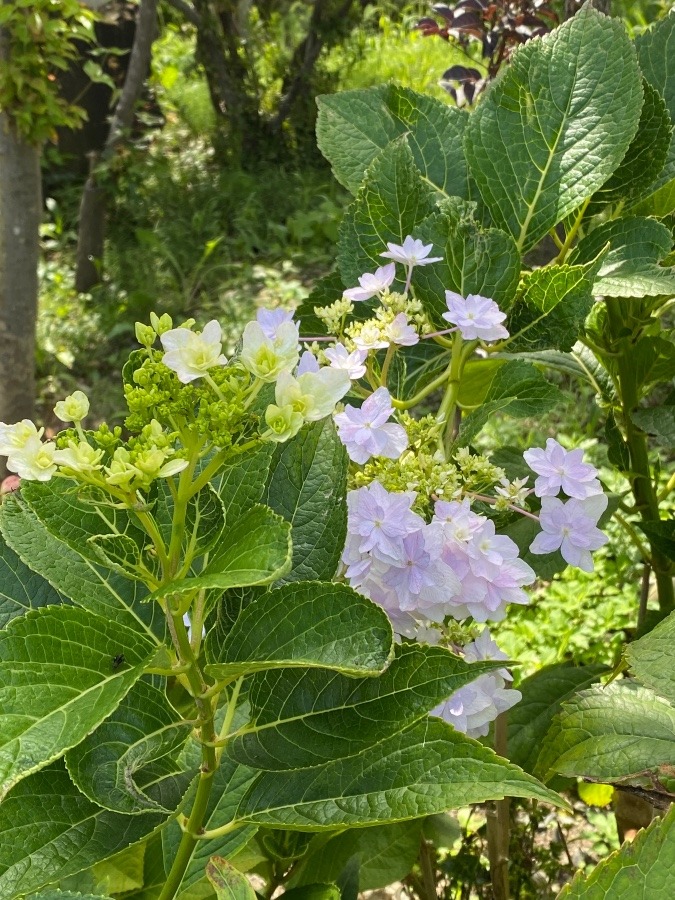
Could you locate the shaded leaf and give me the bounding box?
[0,533,64,628]
[206,857,255,900]
[508,664,607,775]
[626,609,675,703]
[65,679,194,815]
[263,419,348,583]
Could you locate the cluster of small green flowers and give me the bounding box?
[314,298,354,335]
[350,415,506,519]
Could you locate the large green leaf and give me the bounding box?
[0,606,156,800]
[65,679,194,815]
[210,444,275,524]
[631,404,675,448]
[465,7,643,252]
[162,756,258,899]
[412,200,520,325]
[336,139,437,290]
[20,479,147,569]
[29,892,113,900]
[204,582,392,681]
[633,11,675,217]
[508,664,607,775]
[149,505,291,602]
[505,265,594,353]
[0,533,64,628]
[591,79,672,211]
[558,804,675,898]
[263,419,347,583]
[290,821,423,891]
[228,643,502,769]
[206,857,255,900]
[537,681,675,782]
[316,84,470,198]
[59,842,147,897]
[571,217,675,298]
[0,497,163,644]
[234,718,565,829]
[626,610,675,704]
[458,361,562,446]
[0,762,163,899]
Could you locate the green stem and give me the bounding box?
[553,197,590,264]
[392,364,452,410]
[418,840,438,900]
[379,344,396,387]
[158,611,218,900]
[614,512,652,563]
[605,299,674,614]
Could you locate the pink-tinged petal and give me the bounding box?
[530,531,562,555]
[560,539,594,572]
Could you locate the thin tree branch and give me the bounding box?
[164,0,201,27]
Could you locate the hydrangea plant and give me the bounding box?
[1,3,675,898]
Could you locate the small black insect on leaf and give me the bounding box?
[112,653,126,671]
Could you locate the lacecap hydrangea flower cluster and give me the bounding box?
[0,237,609,739]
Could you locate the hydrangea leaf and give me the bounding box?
[154,482,226,560]
[0,496,163,643]
[263,419,347,583]
[59,841,147,896]
[0,606,157,800]
[234,718,566,829]
[204,582,393,680]
[536,681,675,782]
[208,443,275,524]
[20,479,147,568]
[626,610,675,704]
[0,532,64,628]
[465,6,643,252]
[227,643,502,769]
[336,138,437,291]
[412,200,520,326]
[558,804,675,898]
[290,822,423,892]
[457,361,562,447]
[162,756,258,898]
[590,80,672,212]
[206,857,256,900]
[65,679,194,815]
[27,891,113,900]
[316,84,470,198]
[148,505,291,602]
[570,217,675,298]
[505,265,594,353]
[508,664,607,775]
[0,762,164,899]
[631,404,675,448]
[633,11,675,216]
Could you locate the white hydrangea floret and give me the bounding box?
[160,320,228,383]
[54,390,90,423]
[240,320,299,382]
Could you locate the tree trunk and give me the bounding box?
[75,0,157,292]
[0,33,42,477]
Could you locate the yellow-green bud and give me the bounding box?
[135,322,156,347]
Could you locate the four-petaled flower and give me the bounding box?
[343,263,396,302]
[530,494,609,572]
[381,237,442,268]
[384,313,419,347]
[523,438,602,499]
[442,291,509,342]
[324,343,367,380]
[334,387,408,464]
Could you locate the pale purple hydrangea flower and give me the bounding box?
[296,350,320,375]
[530,494,609,572]
[442,291,509,342]
[343,263,396,302]
[432,628,521,738]
[380,237,442,268]
[347,483,423,560]
[523,438,602,499]
[324,343,367,380]
[334,388,408,464]
[384,313,419,347]
[256,308,295,340]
